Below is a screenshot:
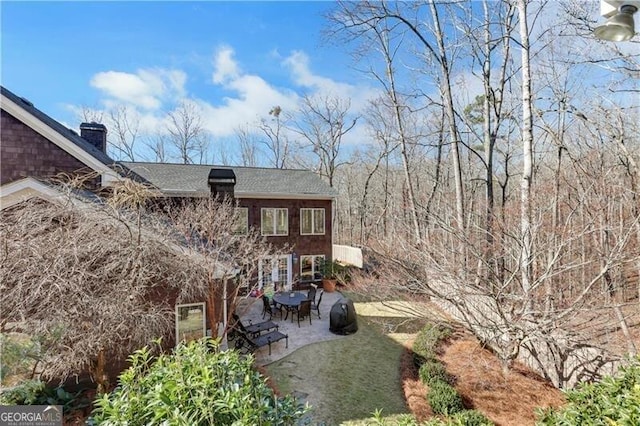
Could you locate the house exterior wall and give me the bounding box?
[0,109,97,186]
[239,197,333,282]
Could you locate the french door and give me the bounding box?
[259,255,292,291]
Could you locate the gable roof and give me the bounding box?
[119,162,338,200]
[0,86,118,185]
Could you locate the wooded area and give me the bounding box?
[77,0,638,387]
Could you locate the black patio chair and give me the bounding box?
[262,295,282,320]
[231,313,278,337]
[234,329,288,356]
[311,289,323,319]
[295,299,312,327]
[307,286,317,304]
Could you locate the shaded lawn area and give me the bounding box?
[265,312,429,424]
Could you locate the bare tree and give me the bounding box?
[234,125,260,167]
[516,0,535,312]
[79,106,104,124]
[331,3,424,242]
[146,134,170,163]
[259,106,292,169]
[166,101,209,164]
[293,94,358,187]
[0,175,277,393]
[106,105,140,162]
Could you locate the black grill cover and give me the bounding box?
[329,298,358,335]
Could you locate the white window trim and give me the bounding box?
[300,254,326,279]
[300,208,325,236]
[258,255,293,290]
[175,302,206,346]
[261,207,289,236]
[234,207,249,235]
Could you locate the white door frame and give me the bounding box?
[258,254,292,290]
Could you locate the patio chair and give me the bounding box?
[311,289,324,319]
[295,299,312,327]
[234,329,288,356]
[307,286,317,304]
[262,295,282,320]
[231,313,278,337]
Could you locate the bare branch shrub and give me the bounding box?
[0,176,277,393]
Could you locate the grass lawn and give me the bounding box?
[265,292,432,424]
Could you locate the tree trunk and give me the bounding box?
[517,0,534,312]
[93,348,109,395]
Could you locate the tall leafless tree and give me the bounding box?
[166,100,209,164]
[293,94,358,187]
[259,106,292,169]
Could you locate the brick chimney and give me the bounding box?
[208,168,236,199]
[80,122,107,153]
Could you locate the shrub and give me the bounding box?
[413,352,429,369]
[0,333,42,385]
[0,379,45,405]
[91,338,308,425]
[0,379,88,412]
[413,324,452,360]
[536,355,640,425]
[419,360,453,385]
[449,409,493,425]
[428,381,465,416]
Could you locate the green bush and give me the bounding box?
[449,409,493,425]
[428,381,465,416]
[0,379,45,405]
[0,334,42,385]
[413,352,429,369]
[413,324,452,360]
[91,338,308,425]
[0,379,88,412]
[536,355,640,425]
[419,360,453,385]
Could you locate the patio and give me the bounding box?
[233,289,347,365]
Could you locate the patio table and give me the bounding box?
[273,291,307,321]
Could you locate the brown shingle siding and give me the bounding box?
[240,197,333,280]
[1,109,95,185]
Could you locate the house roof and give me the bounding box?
[1,86,115,169]
[119,162,338,200]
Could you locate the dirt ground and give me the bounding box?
[401,332,566,426]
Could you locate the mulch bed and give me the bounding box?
[400,333,566,425]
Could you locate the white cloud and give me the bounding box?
[90,68,186,110]
[199,74,299,137]
[283,50,354,97]
[282,50,379,116]
[451,71,484,112]
[81,46,379,153]
[212,45,240,84]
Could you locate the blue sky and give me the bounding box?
[4,1,634,165]
[2,1,376,161]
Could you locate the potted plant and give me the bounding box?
[319,259,348,293]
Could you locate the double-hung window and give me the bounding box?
[261,208,288,236]
[300,208,325,235]
[300,255,325,281]
[234,207,248,235]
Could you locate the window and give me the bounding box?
[261,208,288,236]
[300,255,325,281]
[175,303,206,346]
[234,207,248,235]
[300,208,325,235]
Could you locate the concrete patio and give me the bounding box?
[233,289,347,365]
